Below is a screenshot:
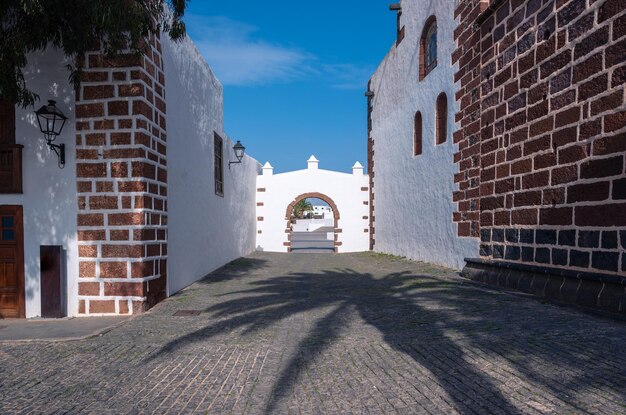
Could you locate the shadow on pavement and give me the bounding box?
[149,264,626,414]
[195,257,269,285]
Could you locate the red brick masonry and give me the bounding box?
[454,0,626,276]
[75,35,168,315]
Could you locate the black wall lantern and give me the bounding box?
[35,100,67,168]
[229,140,246,169]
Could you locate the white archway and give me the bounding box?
[255,156,370,253]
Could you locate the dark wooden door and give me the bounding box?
[41,246,64,318]
[0,206,24,318]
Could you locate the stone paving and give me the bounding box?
[291,230,334,253]
[1,252,625,414]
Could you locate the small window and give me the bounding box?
[0,99,15,146]
[396,11,405,46]
[436,93,448,145]
[2,229,14,241]
[425,24,437,70]
[0,215,15,241]
[0,98,22,194]
[214,133,224,197]
[414,111,423,156]
[367,81,373,132]
[419,17,437,80]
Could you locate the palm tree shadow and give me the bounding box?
[263,270,523,414]
[194,257,269,285]
[149,266,625,414]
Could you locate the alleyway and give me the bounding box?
[1,252,625,414]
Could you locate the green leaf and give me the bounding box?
[0,0,188,107]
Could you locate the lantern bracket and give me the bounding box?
[48,142,66,169]
[228,140,246,169]
[34,99,68,169]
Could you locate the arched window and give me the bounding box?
[419,16,437,80]
[414,111,422,156]
[436,93,447,145]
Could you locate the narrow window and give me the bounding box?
[367,81,373,133]
[396,11,405,46]
[419,17,437,80]
[0,99,15,144]
[414,111,422,156]
[0,98,22,194]
[436,93,448,145]
[214,133,224,197]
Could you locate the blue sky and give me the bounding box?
[185,1,395,173]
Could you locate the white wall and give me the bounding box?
[0,48,79,317]
[292,218,334,232]
[256,158,369,253]
[163,36,261,295]
[369,0,478,269]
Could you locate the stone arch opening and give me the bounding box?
[284,192,341,253]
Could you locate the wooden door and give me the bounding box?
[41,246,64,318]
[0,206,24,318]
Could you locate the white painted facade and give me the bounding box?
[0,34,261,317]
[2,48,79,318]
[292,218,334,232]
[369,0,478,269]
[163,35,261,295]
[311,206,333,218]
[256,157,369,253]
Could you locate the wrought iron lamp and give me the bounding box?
[228,141,246,169]
[35,100,67,168]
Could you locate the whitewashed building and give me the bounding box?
[312,206,333,218]
[367,0,478,269]
[256,157,370,253]
[0,34,259,318]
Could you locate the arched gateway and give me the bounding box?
[255,156,370,253]
[285,192,341,253]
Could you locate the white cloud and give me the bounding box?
[186,15,374,89]
[187,15,315,86]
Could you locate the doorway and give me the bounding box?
[285,193,340,253]
[0,205,25,318]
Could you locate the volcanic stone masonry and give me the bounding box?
[75,35,168,315]
[453,0,626,311]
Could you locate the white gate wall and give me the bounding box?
[256,157,370,253]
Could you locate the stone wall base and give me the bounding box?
[462,259,626,315]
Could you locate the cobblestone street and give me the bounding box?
[1,252,625,414]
